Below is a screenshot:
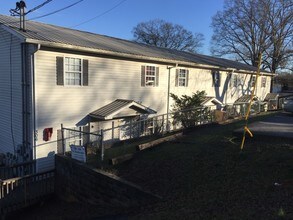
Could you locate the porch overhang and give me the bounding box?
[201,97,224,107]
[89,99,156,121]
[234,95,259,104]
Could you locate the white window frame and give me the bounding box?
[230,74,238,88]
[145,65,157,87]
[261,76,266,88]
[251,76,256,87]
[212,71,221,87]
[178,69,188,87]
[64,57,83,86]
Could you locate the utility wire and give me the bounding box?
[29,0,85,20]
[71,0,127,28]
[26,0,54,15]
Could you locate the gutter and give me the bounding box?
[21,42,40,163]
[30,44,40,161]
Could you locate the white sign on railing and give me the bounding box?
[70,145,86,163]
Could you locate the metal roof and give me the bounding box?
[264,93,279,101]
[89,99,156,120]
[234,95,259,104]
[201,96,223,106]
[0,14,271,74]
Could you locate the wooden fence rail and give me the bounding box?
[0,170,55,215]
[0,161,36,180]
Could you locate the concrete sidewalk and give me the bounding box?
[234,112,293,139]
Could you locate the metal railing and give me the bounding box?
[59,102,266,163]
[102,102,266,147]
[60,124,104,162]
[102,106,216,147]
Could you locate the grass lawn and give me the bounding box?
[110,113,293,219]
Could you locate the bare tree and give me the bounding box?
[211,0,293,73]
[132,19,204,53]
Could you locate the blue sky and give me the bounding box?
[0,0,224,54]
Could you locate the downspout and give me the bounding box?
[31,44,40,161]
[22,42,40,163]
[21,43,28,162]
[166,64,178,131]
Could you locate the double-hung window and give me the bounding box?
[212,70,221,87]
[176,69,189,87]
[65,57,82,86]
[250,76,256,87]
[146,66,156,86]
[230,74,238,88]
[261,77,266,87]
[56,56,88,86]
[141,65,159,87]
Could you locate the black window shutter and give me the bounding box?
[175,69,179,87]
[218,72,221,87]
[212,71,215,87]
[83,59,89,86]
[212,70,220,87]
[155,67,159,87]
[186,70,189,87]
[56,57,64,85]
[141,66,145,87]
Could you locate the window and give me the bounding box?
[145,66,156,86]
[176,69,189,87]
[65,57,82,85]
[56,56,88,86]
[212,71,221,87]
[230,74,238,88]
[141,65,159,87]
[261,77,266,87]
[250,76,256,87]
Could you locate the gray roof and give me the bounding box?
[264,93,279,101]
[89,99,156,120]
[201,96,223,106]
[234,95,259,104]
[0,14,269,73]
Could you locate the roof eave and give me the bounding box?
[89,114,105,120]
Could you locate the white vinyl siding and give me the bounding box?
[32,49,272,171]
[0,28,23,154]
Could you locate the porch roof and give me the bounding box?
[201,96,223,106]
[264,93,279,101]
[89,99,156,120]
[234,95,259,104]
